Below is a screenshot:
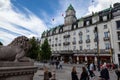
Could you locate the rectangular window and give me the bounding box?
[87,45,90,50]
[118,42,120,51]
[117,32,120,40]
[79,35,82,40]
[86,29,89,33]
[87,35,90,40]
[104,24,107,29]
[116,21,120,29]
[73,32,76,35]
[80,46,82,50]
[105,43,110,50]
[73,37,76,41]
[104,32,109,38]
[73,46,76,50]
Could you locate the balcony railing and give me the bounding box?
[72,41,76,45]
[55,44,57,46]
[103,37,110,41]
[79,40,83,44]
[63,34,70,38]
[58,43,61,46]
[86,39,90,43]
[79,32,83,35]
[63,42,70,45]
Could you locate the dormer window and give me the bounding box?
[103,16,107,21]
[78,21,83,27]
[86,21,90,26]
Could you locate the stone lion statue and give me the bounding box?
[0,36,31,62]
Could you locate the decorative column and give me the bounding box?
[85,56,87,62]
[77,56,79,64]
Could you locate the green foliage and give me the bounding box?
[40,38,51,61]
[0,42,3,45]
[27,37,40,60]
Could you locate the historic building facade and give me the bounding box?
[41,3,120,65]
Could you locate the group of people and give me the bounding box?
[71,62,110,80]
[50,60,63,69]
[44,62,120,80]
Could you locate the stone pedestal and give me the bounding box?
[0,62,37,80]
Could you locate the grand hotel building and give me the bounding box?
[41,3,120,65]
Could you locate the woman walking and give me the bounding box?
[71,66,79,80]
[80,67,89,80]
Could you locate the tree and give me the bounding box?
[0,42,3,45]
[27,37,40,60]
[40,38,51,61]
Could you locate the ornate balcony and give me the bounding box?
[79,40,83,44]
[63,42,70,45]
[86,39,90,43]
[72,41,76,45]
[79,32,83,35]
[55,44,57,46]
[103,37,110,41]
[63,34,70,38]
[58,43,61,46]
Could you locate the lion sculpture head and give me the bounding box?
[8,36,31,54]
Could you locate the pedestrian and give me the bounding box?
[115,68,120,80]
[59,60,63,69]
[80,67,89,80]
[55,60,59,69]
[99,65,110,80]
[89,62,95,78]
[71,66,79,80]
[43,67,52,80]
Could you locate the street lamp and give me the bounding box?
[108,30,113,63]
[94,27,100,71]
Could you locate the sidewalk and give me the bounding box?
[33,63,117,80]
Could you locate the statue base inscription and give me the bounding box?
[0,62,37,80]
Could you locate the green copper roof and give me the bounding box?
[66,4,75,11]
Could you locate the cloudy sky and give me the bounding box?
[0,0,120,45]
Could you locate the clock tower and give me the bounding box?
[64,4,77,25]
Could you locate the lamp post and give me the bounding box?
[108,30,113,63]
[94,27,100,71]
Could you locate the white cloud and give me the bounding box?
[0,0,48,45]
[46,0,120,28]
[87,0,120,15]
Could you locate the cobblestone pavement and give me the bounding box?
[33,63,117,80]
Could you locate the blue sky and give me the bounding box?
[0,0,120,45]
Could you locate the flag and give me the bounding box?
[52,18,54,21]
[92,0,94,3]
[62,14,64,17]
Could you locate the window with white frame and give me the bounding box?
[103,16,107,21]
[87,35,90,40]
[86,29,89,33]
[86,21,90,25]
[104,24,107,29]
[79,35,82,40]
[105,43,110,50]
[80,46,82,50]
[73,46,76,50]
[73,32,76,35]
[104,32,109,38]
[73,37,76,41]
[87,45,90,50]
